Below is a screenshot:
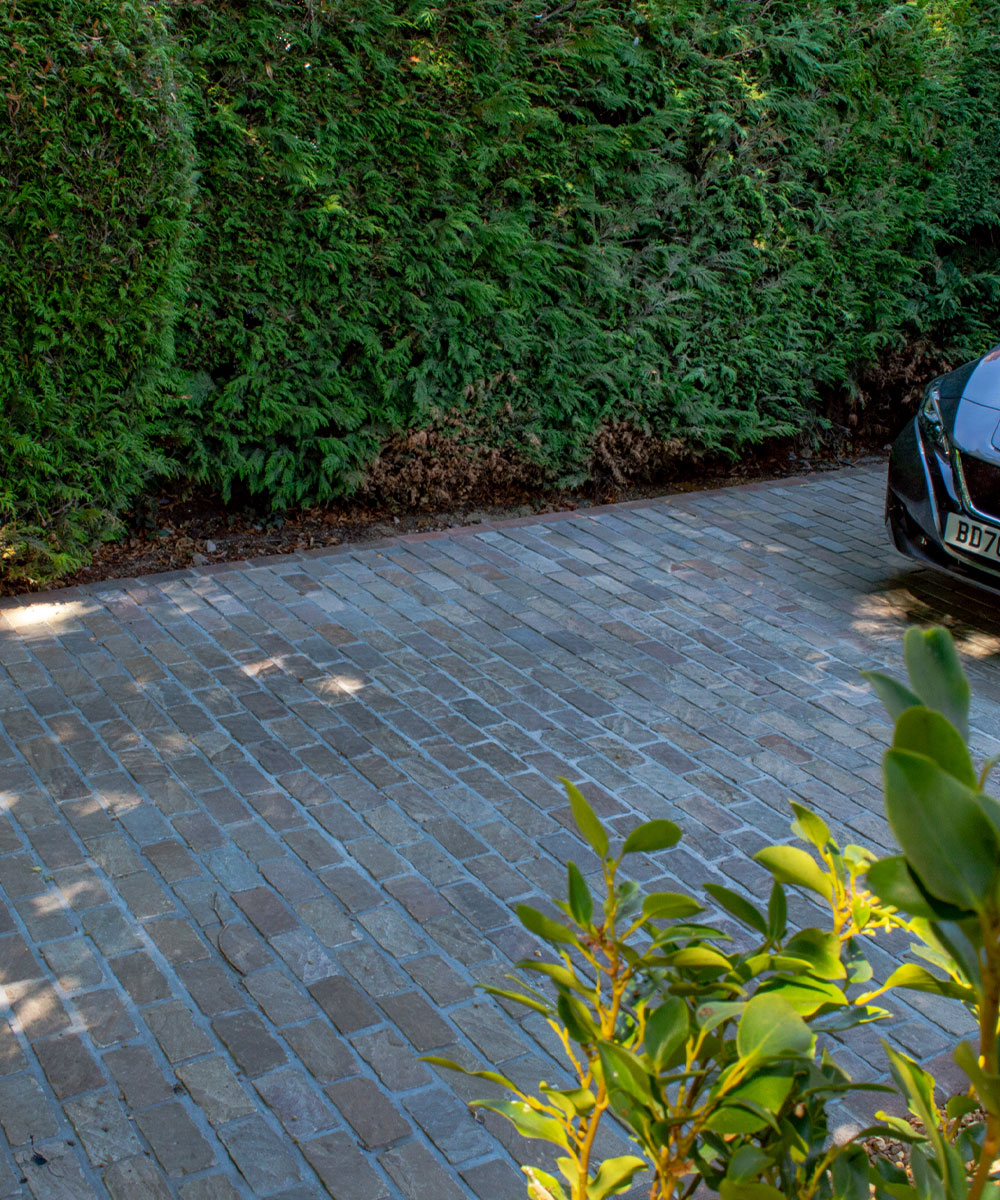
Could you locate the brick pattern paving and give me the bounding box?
[1,463,1000,1197]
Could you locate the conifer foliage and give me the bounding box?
[2,0,999,582]
[1,1,192,582]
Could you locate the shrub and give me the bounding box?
[0,0,192,584]
[432,628,1000,1199]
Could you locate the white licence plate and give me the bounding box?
[944,513,1000,562]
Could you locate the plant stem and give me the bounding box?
[968,913,1000,1200]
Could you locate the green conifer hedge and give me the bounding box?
[2,0,999,583]
[166,0,1000,508]
[0,0,192,582]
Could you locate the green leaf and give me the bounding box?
[719,1181,785,1199]
[931,920,984,988]
[861,669,923,723]
[586,1155,648,1200]
[945,1094,980,1121]
[789,802,833,854]
[783,928,846,980]
[622,819,681,855]
[644,997,689,1069]
[767,881,787,942]
[710,1077,801,1138]
[883,749,1000,911]
[560,779,608,859]
[524,1166,569,1200]
[420,1056,523,1093]
[736,993,813,1061]
[518,961,586,992]
[517,904,578,946]
[755,976,847,1016]
[903,625,970,740]
[597,1041,652,1103]
[883,1044,966,1193]
[873,963,975,1004]
[696,1000,746,1034]
[480,985,554,1016]
[567,861,593,927]
[557,992,596,1044]
[473,1099,571,1148]
[670,945,732,971]
[954,1040,1000,1116]
[641,892,703,921]
[539,1083,596,1119]
[704,1097,780,1135]
[980,753,1000,791]
[893,706,976,787]
[864,856,971,921]
[724,1145,773,1183]
[704,884,768,936]
[754,845,833,901]
[831,1145,874,1200]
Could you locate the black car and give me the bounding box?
[887,344,1000,591]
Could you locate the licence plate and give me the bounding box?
[944,513,1000,562]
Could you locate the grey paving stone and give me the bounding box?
[212,1012,287,1077]
[103,1154,173,1199]
[63,1091,142,1167]
[307,975,379,1034]
[325,1076,410,1149]
[0,1074,59,1145]
[404,1086,496,1164]
[174,1058,256,1126]
[142,1002,213,1064]
[176,961,244,1017]
[109,952,171,1005]
[281,1020,357,1085]
[178,1178,244,1200]
[15,1139,97,1199]
[379,1142,468,1200]
[300,1131,390,1200]
[34,1033,105,1099]
[216,1115,302,1194]
[39,938,104,991]
[242,968,314,1026]
[103,1047,173,1110]
[252,1068,333,1139]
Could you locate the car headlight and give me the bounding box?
[918,386,950,456]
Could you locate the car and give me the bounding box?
[886,344,1000,591]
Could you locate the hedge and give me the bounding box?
[2,0,999,582]
[165,0,1000,509]
[0,0,192,583]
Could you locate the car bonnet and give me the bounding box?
[960,346,1000,410]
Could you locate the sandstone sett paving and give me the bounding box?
[1,464,999,1195]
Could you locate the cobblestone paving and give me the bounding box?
[2,463,1000,1197]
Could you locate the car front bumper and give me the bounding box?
[886,418,1000,594]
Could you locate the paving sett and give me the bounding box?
[1,463,999,1197]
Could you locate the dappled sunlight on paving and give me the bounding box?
[310,673,367,697]
[0,599,96,633]
[853,568,1000,662]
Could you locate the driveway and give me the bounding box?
[1,463,997,1198]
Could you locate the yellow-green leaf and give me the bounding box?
[560,779,608,859]
[754,845,833,901]
[622,819,681,855]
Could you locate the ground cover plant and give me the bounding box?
[430,627,1000,1198]
[3,1,1000,584]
